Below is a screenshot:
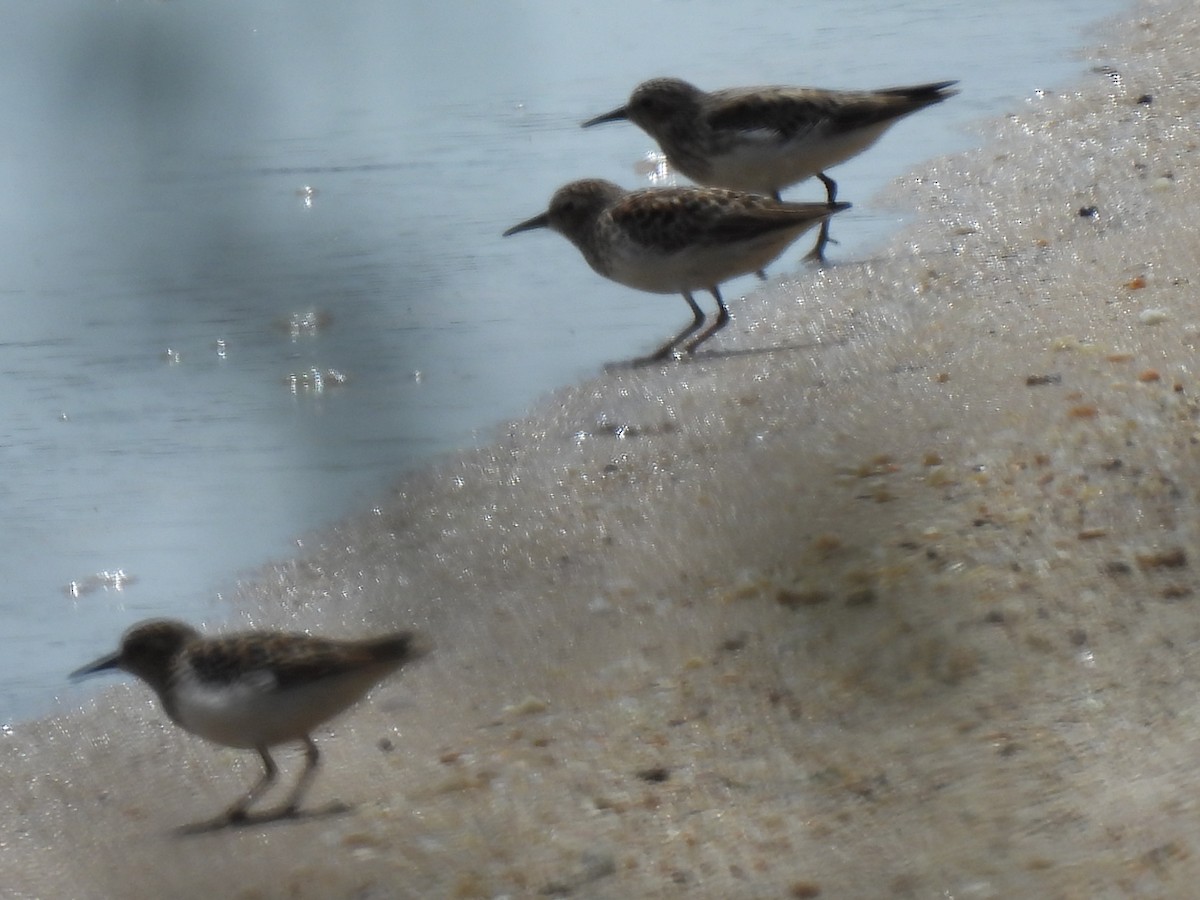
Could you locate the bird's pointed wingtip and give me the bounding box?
[923,80,960,100]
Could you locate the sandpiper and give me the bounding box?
[71,618,427,830]
[503,178,847,363]
[583,77,957,262]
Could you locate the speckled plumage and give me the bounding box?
[583,77,957,260]
[71,618,426,830]
[182,629,415,689]
[504,178,847,362]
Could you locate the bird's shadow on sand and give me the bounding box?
[174,800,353,837]
[606,336,850,373]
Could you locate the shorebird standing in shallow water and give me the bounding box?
[503,178,847,363]
[72,618,427,831]
[583,78,957,262]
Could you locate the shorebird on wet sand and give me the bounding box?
[71,618,428,832]
[503,178,848,364]
[583,77,957,262]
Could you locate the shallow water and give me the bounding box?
[2,0,1126,722]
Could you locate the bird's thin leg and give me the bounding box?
[224,747,278,821]
[684,287,731,355]
[636,291,707,364]
[804,173,839,264]
[817,173,837,204]
[278,735,321,816]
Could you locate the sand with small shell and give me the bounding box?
[6,2,1200,897]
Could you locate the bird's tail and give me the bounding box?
[367,631,432,667]
[880,80,960,104]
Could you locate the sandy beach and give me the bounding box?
[7,1,1200,896]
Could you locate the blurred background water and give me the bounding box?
[1,0,1127,724]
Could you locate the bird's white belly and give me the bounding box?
[603,247,710,294]
[172,672,375,748]
[706,122,891,194]
[600,230,805,294]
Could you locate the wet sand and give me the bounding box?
[7,2,1200,896]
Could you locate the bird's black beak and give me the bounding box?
[69,651,123,681]
[502,211,550,237]
[581,105,628,128]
